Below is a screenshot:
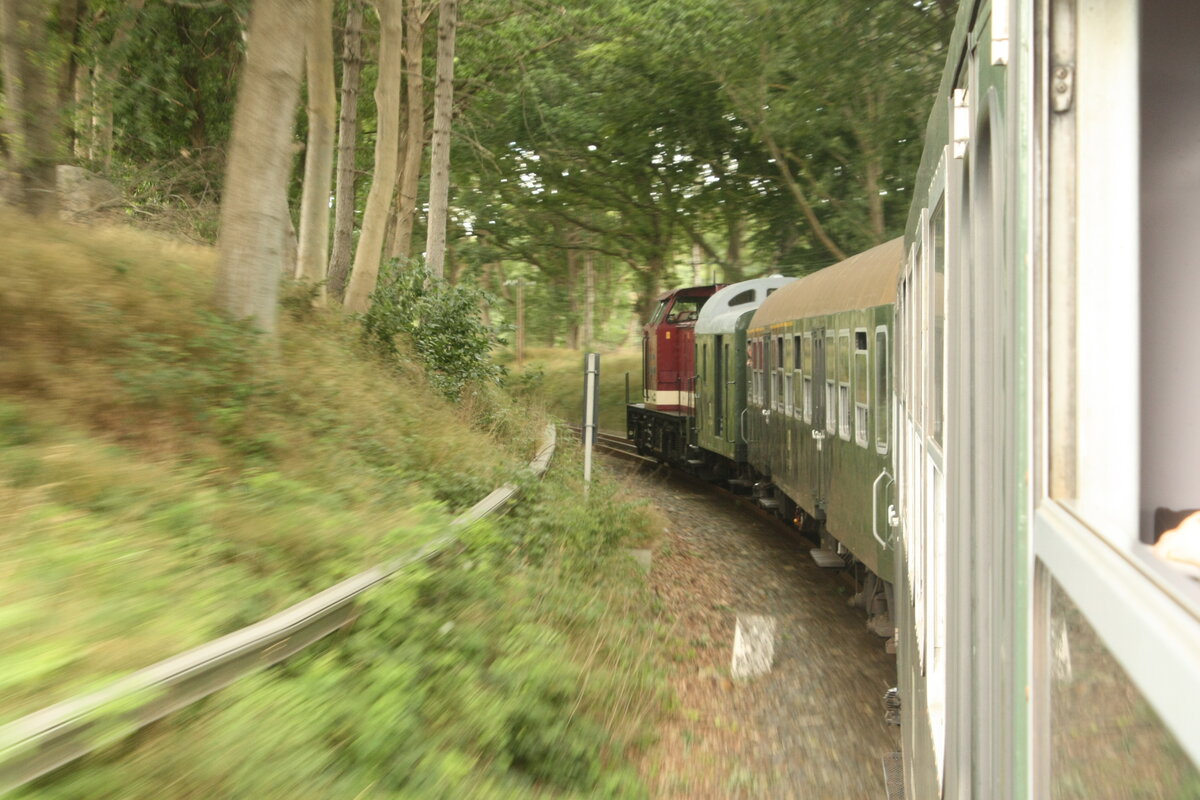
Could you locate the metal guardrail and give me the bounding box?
[0,424,557,795]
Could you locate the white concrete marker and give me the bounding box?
[731,614,777,680]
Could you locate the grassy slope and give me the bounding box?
[23,452,670,799]
[508,348,643,435]
[0,212,540,720]
[1,213,670,799]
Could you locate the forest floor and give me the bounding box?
[607,460,900,799]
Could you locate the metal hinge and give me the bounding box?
[1051,63,1075,112]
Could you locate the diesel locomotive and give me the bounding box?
[627,1,1200,796]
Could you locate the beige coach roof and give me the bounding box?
[750,237,904,330]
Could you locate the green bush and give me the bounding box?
[362,259,505,401]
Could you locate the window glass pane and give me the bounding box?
[650,300,668,325]
[931,200,946,445]
[1049,576,1199,798]
[838,332,850,382]
[825,333,836,433]
[839,385,851,440]
[875,330,888,450]
[855,345,869,405]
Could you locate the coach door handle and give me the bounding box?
[872,470,894,549]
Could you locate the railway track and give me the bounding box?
[567,425,659,467]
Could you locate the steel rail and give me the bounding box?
[565,425,656,467]
[0,424,557,795]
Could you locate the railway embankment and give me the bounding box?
[1,214,671,797]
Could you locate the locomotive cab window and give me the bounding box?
[666,297,703,323]
[649,299,668,325]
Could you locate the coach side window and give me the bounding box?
[749,340,760,405]
[773,336,785,411]
[854,330,869,448]
[791,335,801,418]
[825,332,836,435]
[875,327,888,453]
[784,336,795,415]
[838,330,852,441]
[802,333,813,423]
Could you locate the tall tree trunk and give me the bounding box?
[95,0,139,167]
[690,241,701,284]
[90,0,145,169]
[172,7,208,152]
[582,248,595,349]
[213,0,310,336]
[479,261,493,326]
[326,0,363,301]
[725,213,744,280]
[55,0,83,152]
[73,64,90,159]
[342,0,402,312]
[422,0,456,280]
[389,0,427,260]
[565,244,579,349]
[295,0,336,289]
[1,0,59,216]
[723,81,847,263]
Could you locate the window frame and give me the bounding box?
[838,329,852,441]
[854,328,870,448]
[801,331,813,424]
[875,326,890,454]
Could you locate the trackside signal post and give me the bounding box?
[582,353,600,491]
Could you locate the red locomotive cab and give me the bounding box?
[642,286,723,413]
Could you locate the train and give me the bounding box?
[626,1,1200,797]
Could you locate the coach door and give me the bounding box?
[811,328,829,513]
[712,336,724,438]
[722,339,734,442]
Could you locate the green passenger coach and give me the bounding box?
[746,239,903,584]
[693,277,795,470]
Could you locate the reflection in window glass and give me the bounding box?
[1049,577,1199,798]
[802,334,814,423]
[825,334,836,434]
[855,331,869,448]
[875,329,889,452]
[931,200,946,445]
[839,331,851,440]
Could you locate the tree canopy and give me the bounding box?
[0,0,953,344]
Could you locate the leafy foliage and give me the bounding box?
[0,213,540,722]
[361,258,505,400]
[20,452,668,799]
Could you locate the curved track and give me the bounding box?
[579,428,898,797]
